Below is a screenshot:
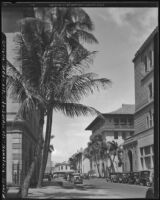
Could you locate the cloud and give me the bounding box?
[97,8,158,45]
[107,8,135,26]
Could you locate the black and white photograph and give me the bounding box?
[1,1,159,199]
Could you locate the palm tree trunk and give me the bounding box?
[102,160,106,178]
[109,155,115,173]
[105,155,110,178]
[20,113,44,198]
[37,108,53,187]
[95,155,101,178]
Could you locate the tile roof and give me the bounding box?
[85,104,135,130]
[108,104,135,114]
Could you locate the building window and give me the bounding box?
[114,132,118,139]
[144,55,148,73]
[144,146,150,155]
[140,145,153,170]
[141,158,144,169]
[114,118,119,125]
[12,153,21,160]
[128,118,133,126]
[146,115,150,128]
[146,110,154,129]
[12,143,21,149]
[61,165,63,170]
[145,157,151,169]
[149,110,154,127]
[66,165,67,170]
[140,148,143,156]
[120,118,126,125]
[148,50,153,70]
[148,82,153,100]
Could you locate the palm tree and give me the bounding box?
[85,139,102,178]
[35,7,110,187]
[7,7,111,197]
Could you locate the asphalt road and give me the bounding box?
[27,178,149,199]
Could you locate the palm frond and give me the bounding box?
[52,101,102,117]
[75,30,98,44]
[62,75,111,102]
[67,8,94,31]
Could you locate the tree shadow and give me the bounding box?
[28,191,110,199]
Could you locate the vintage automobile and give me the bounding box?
[110,172,119,183]
[121,172,129,184]
[70,173,83,184]
[128,172,135,184]
[132,171,140,185]
[117,173,123,183]
[139,170,152,186]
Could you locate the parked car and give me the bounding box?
[70,173,83,184]
[128,172,135,184]
[121,172,129,184]
[110,172,119,183]
[139,170,152,186]
[133,171,140,185]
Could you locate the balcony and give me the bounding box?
[114,124,134,129]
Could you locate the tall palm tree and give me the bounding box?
[7,7,111,197]
[35,7,110,187]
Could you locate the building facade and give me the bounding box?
[3,7,41,187]
[123,27,158,172]
[7,100,40,186]
[85,104,135,176]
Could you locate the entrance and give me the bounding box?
[128,150,133,172]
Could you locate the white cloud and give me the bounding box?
[107,8,135,26]
[97,8,158,45]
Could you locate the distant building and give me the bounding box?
[69,148,91,174]
[85,104,135,175]
[53,162,74,173]
[123,27,158,172]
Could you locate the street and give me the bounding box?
[27,178,149,199]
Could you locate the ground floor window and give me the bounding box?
[12,163,22,185]
[140,145,154,170]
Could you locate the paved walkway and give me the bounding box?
[7,178,149,199]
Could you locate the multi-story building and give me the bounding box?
[123,27,158,172]
[7,98,40,186]
[85,104,135,176]
[3,8,40,187]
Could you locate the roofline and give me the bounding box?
[132,26,158,63]
[85,113,134,130]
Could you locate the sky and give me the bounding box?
[5,7,158,164]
